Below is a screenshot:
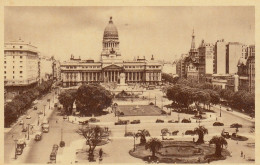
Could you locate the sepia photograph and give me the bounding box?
[4,6,255,164]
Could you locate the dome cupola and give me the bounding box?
[103,17,118,39]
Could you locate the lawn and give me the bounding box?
[130,141,230,163]
[117,105,162,116]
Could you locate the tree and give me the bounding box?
[145,138,163,159]
[136,129,150,145]
[194,126,208,144]
[58,89,77,115]
[162,73,179,84]
[76,84,113,115]
[4,102,19,127]
[78,126,109,161]
[209,136,227,157]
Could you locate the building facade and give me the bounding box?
[247,45,255,93]
[4,39,39,91]
[214,39,226,74]
[226,42,243,74]
[60,17,162,87]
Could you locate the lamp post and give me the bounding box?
[44,104,46,116]
[155,96,156,106]
[27,124,30,140]
[133,133,136,151]
[220,105,222,117]
[14,139,18,159]
[37,113,40,126]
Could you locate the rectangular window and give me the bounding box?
[4,71,6,74]
[20,66,23,68]
[4,66,6,69]
[13,71,15,74]
[20,61,23,63]
[20,56,22,59]
[20,71,23,74]
[20,46,23,49]
[20,76,23,78]
[13,76,15,79]
[4,76,6,79]
[13,56,15,59]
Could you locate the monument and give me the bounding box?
[119,73,127,86]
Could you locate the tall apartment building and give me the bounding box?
[39,55,54,83]
[198,40,214,75]
[176,54,188,78]
[226,42,243,74]
[4,39,39,93]
[247,45,255,93]
[214,39,226,74]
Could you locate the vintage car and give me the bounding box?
[156,119,164,123]
[130,120,140,124]
[35,132,43,141]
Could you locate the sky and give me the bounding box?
[5,6,255,62]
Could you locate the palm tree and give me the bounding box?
[209,136,228,157]
[136,129,150,145]
[145,138,163,159]
[194,126,208,143]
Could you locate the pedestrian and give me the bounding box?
[99,148,103,158]
[241,151,243,157]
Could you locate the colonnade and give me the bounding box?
[104,70,120,82]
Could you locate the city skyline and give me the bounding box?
[5,6,255,61]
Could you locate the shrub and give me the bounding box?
[149,102,154,105]
[161,110,167,115]
[120,112,124,116]
[181,119,191,123]
[213,122,224,126]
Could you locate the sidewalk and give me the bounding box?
[212,104,255,123]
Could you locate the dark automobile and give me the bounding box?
[33,106,38,110]
[115,120,128,125]
[88,118,100,123]
[185,130,195,135]
[172,130,179,135]
[181,119,191,123]
[130,120,140,124]
[230,123,242,128]
[156,119,164,123]
[213,122,224,126]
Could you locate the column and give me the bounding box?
[110,71,112,82]
[135,72,137,82]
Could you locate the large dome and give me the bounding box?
[103,17,118,39]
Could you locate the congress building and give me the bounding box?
[60,17,162,87]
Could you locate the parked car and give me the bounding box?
[226,108,232,112]
[230,123,242,128]
[185,130,196,135]
[26,115,31,119]
[156,119,164,123]
[221,131,231,139]
[130,120,140,124]
[181,119,191,123]
[213,122,224,126]
[19,120,24,125]
[88,118,100,123]
[115,120,128,125]
[33,106,38,110]
[172,130,179,135]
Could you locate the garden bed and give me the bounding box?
[129,141,230,163]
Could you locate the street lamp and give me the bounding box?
[133,133,137,151]
[155,96,156,106]
[44,104,46,116]
[220,105,222,117]
[27,124,30,140]
[14,139,18,159]
[38,113,40,126]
